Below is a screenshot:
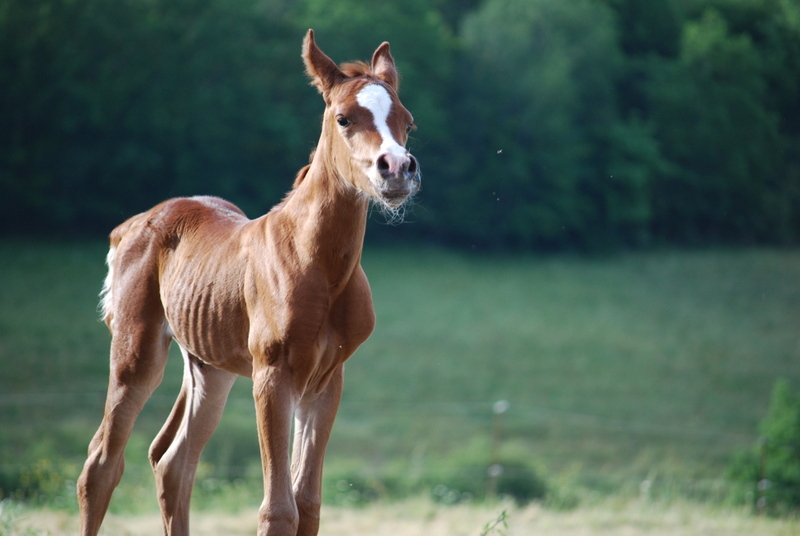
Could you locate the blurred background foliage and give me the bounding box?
[1,0,799,251]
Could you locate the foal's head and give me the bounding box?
[303,30,420,209]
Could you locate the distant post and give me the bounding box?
[757,436,769,514]
[487,399,510,501]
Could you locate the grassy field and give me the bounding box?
[5,498,800,535]
[1,241,799,516]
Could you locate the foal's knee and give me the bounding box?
[296,493,321,522]
[296,495,322,536]
[258,500,299,536]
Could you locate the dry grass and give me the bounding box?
[10,499,799,536]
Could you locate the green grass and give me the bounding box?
[1,241,799,510]
[346,249,799,473]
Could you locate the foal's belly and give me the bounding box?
[161,253,254,377]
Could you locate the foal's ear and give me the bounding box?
[303,29,344,101]
[371,42,399,91]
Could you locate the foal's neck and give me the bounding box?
[271,149,370,276]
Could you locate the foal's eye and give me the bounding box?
[336,115,351,128]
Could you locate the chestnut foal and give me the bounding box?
[77,30,419,536]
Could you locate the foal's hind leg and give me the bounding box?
[77,319,171,536]
[149,345,236,535]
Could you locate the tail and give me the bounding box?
[99,245,116,328]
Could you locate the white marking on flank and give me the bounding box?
[356,84,406,158]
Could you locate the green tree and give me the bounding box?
[606,0,682,58]
[646,8,784,243]
[729,379,800,514]
[0,0,307,234]
[439,0,653,249]
[3,0,800,250]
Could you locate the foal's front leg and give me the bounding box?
[253,365,300,536]
[291,365,344,536]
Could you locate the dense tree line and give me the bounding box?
[1,0,798,250]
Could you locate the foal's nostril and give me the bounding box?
[377,154,391,174]
[407,155,418,176]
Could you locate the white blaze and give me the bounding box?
[355,84,406,159]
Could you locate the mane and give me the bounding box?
[292,149,316,188]
[293,164,312,188]
[341,60,400,91]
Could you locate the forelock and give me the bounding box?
[340,61,372,78]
